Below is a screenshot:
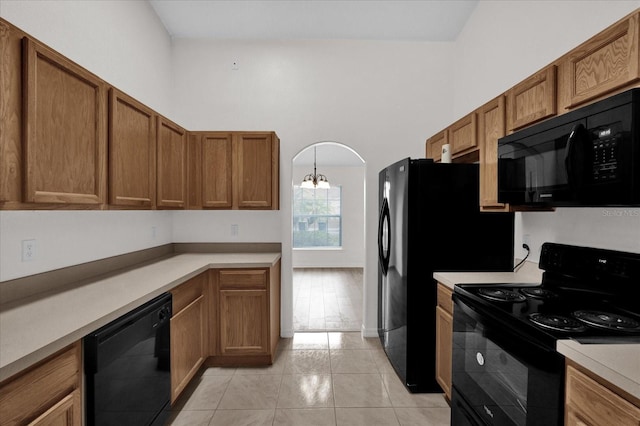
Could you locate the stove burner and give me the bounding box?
[520,288,558,299]
[573,310,640,332]
[477,288,527,302]
[529,313,587,332]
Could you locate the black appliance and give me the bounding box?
[498,88,640,207]
[378,158,515,393]
[84,293,172,426]
[451,243,640,426]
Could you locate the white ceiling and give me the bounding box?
[148,0,478,167]
[149,0,479,41]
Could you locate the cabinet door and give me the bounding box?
[560,12,640,110]
[219,289,269,355]
[425,130,447,162]
[108,88,156,207]
[23,37,107,205]
[234,133,278,209]
[202,133,233,208]
[0,19,23,204]
[506,65,557,131]
[478,96,509,211]
[0,342,81,425]
[170,294,205,403]
[435,305,453,401]
[435,283,453,401]
[449,112,477,156]
[157,116,186,208]
[27,389,81,426]
[565,364,640,426]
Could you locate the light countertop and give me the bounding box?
[0,252,281,382]
[433,260,544,290]
[434,261,640,403]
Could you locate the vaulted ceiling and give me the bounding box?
[149,0,479,41]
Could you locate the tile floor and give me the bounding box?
[167,332,451,426]
[293,268,363,331]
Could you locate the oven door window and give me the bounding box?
[452,299,564,426]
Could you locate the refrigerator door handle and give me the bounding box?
[378,197,391,275]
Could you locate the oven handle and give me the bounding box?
[452,293,557,356]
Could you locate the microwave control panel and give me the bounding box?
[591,126,621,182]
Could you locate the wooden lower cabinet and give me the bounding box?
[209,261,281,366]
[565,362,640,426]
[435,282,453,401]
[170,272,208,403]
[0,342,82,426]
[219,288,269,355]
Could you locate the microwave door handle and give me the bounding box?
[565,123,588,194]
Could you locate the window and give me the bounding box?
[293,185,342,248]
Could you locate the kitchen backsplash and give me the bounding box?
[517,207,640,262]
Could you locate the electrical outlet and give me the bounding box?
[523,234,531,248]
[231,224,239,237]
[22,239,36,262]
[151,226,157,240]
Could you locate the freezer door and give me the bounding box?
[378,160,410,381]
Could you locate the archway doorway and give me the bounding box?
[291,142,366,332]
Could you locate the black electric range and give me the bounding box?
[450,242,640,426]
[455,242,640,347]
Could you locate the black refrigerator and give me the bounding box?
[378,158,514,393]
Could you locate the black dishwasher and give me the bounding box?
[84,293,172,426]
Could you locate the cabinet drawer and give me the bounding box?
[172,273,206,313]
[566,364,640,426]
[0,342,81,425]
[219,269,267,289]
[436,283,453,315]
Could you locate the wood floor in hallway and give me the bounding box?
[293,268,363,332]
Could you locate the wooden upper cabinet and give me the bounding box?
[188,131,279,210]
[478,95,509,211]
[188,132,233,209]
[157,116,187,208]
[22,37,107,205]
[108,88,156,208]
[235,132,279,210]
[449,112,478,156]
[506,65,557,131]
[425,130,447,162]
[0,19,23,204]
[559,11,640,110]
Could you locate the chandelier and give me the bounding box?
[301,146,330,189]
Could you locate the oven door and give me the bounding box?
[451,295,564,426]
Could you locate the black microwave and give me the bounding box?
[498,88,640,206]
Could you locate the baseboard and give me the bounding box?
[361,325,379,338]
